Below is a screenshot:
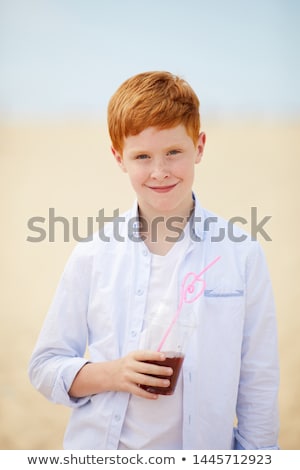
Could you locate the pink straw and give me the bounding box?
[157,255,221,352]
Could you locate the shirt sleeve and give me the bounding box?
[235,241,280,450]
[28,242,93,408]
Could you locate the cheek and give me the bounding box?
[175,161,195,179]
[127,167,147,187]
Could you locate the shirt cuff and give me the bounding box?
[52,358,91,408]
[233,428,280,450]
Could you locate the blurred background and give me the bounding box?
[0,0,299,449]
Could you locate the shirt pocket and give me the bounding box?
[201,285,245,324]
[199,286,245,349]
[204,288,244,298]
[203,276,244,298]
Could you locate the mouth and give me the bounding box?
[147,183,178,193]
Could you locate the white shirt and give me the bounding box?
[119,225,191,450]
[28,195,280,450]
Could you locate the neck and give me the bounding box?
[138,201,194,255]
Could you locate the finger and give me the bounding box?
[132,350,167,362]
[131,384,159,400]
[131,351,173,376]
[134,372,170,389]
[138,362,173,377]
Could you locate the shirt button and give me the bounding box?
[131,330,137,338]
[136,288,144,296]
[142,249,148,256]
[114,414,121,422]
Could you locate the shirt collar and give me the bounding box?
[127,192,205,242]
[190,192,205,241]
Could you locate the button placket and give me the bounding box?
[125,246,150,352]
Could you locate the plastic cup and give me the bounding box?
[140,351,184,395]
[139,319,195,395]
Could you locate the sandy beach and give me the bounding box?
[0,120,299,449]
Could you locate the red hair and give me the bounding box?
[107,71,200,153]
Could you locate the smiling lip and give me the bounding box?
[147,183,178,193]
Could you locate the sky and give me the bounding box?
[0,0,299,120]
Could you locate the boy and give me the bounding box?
[29,71,279,450]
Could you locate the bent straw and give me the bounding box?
[157,256,221,352]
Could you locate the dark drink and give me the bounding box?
[140,352,184,395]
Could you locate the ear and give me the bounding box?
[195,132,206,164]
[111,147,127,173]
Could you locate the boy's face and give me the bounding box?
[112,124,205,219]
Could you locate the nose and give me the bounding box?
[150,157,170,181]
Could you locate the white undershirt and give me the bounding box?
[118,228,191,450]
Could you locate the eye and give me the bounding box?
[136,154,150,160]
[167,149,181,156]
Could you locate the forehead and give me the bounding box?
[123,124,192,152]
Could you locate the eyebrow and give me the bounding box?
[127,142,186,155]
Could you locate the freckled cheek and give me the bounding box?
[128,169,148,188]
[174,163,194,180]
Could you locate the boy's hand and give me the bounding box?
[68,351,173,399]
[112,350,173,399]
